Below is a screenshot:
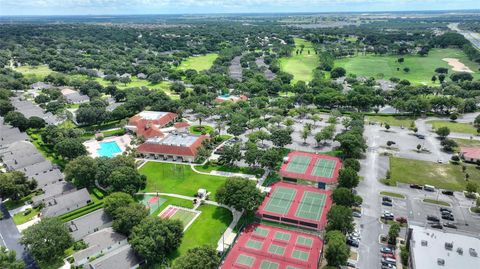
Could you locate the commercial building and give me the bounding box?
[126,111,177,139]
[137,133,208,162]
[459,147,480,163]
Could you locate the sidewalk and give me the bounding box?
[17,216,40,232]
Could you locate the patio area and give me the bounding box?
[83,134,132,158]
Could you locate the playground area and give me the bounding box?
[257,182,332,230]
[220,223,323,269]
[279,151,341,184]
[159,205,201,231]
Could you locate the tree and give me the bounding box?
[172,246,220,269]
[438,74,446,83]
[104,192,135,216]
[435,126,450,139]
[269,128,292,148]
[441,139,457,152]
[27,116,46,129]
[20,218,73,264]
[105,166,146,195]
[338,168,360,189]
[466,182,478,194]
[258,148,282,169]
[64,156,98,188]
[385,123,390,131]
[403,67,410,73]
[112,203,149,235]
[335,132,366,159]
[397,58,404,64]
[332,188,355,207]
[4,111,28,131]
[0,247,25,269]
[326,205,354,233]
[416,144,422,152]
[244,143,259,167]
[219,143,242,166]
[0,171,37,201]
[475,115,480,128]
[330,67,346,79]
[119,76,131,86]
[325,230,349,267]
[343,158,360,172]
[0,100,14,116]
[450,113,458,122]
[130,217,183,264]
[388,223,401,245]
[450,72,473,82]
[431,75,437,83]
[301,125,311,144]
[216,177,264,213]
[55,138,87,159]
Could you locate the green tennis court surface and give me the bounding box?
[246,239,263,250]
[312,159,336,178]
[274,231,291,241]
[285,156,311,174]
[268,244,286,255]
[263,187,297,215]
[292,249,310,261]
[236,254,255,267]
[295,191,326,220]
[254,227,270,237]
[296,236,313,247]
[170,209,198,227]
[261,261,279,269]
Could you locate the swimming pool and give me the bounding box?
[97,141,122,158]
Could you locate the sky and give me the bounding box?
[0,0,479,16]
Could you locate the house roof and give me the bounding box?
[460,147,480,160]
[10,97,62,125]
[32,181,75,205]
[174,121,190,128]
[0,141,47,170]
[0,121,29,149]
[61,88,90,103]
[137,134,207,157]
[68,209,112,241]
[30,169,64,187]
[127,111,177,139]
[85,245,141,269]
[73,228,126,263]
[42,188,91,217]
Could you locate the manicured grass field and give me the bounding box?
[196,163,265,177]
[427,120,477,135]
[335,48,480,85]
[188,125,214,135]
[366,115,417,127]
[139,162,227,199]
[149,195,194,216]
[380,191,405,199]
[389,157,480,191]
[453,138,480,149]
[423,199,451,206]
[170,204,232,259]
[16,65,53,79]
[279,38,319,83]
[177,53,218,72]
[13,207,40,225]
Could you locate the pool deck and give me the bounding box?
[83,134,132,158]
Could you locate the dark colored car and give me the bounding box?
[427,215,440,222]
[431,223,443,229]
[416,134,425,139]
[347,237,359,247]
[410,184,423,189]
[382,197,392,202]
[443,222,457,229]
[441,214,454,221]
[442,190,454,196]
[382,201,393,206]
[440,208,452,213]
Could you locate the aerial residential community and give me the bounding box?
[1,1,480,269]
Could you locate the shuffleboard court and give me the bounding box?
[285,156,311,174]
[312,159,336,178]
[295,191,326,221]
[263,187,297,215]
[158,205,201,231]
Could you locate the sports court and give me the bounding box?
[280,151,342,184]
[257,182,332,230]
[220,223,323,269]
[139,194,166,214]
[158,205,201,231]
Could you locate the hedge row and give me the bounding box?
[60,201,104,222]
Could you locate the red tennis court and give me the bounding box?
[220,223,323,269]
[257,182,332,230]
[279,151,341,184]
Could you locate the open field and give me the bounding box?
[366,115,417,127]
[335,48,480,85]
[139,162,227,199]
[453,138,480,149]
[15,65,53,79]
[196,163,265,177]
[427,120,477,135]
[279,38,319,83]
[177,53,218,72]
[388,157,480,191]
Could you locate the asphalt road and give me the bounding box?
[0,203,37,268]
[449,23,480,50]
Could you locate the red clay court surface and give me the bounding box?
[279,151,341,184]
[257,182,332,230]
[220,223,323,269]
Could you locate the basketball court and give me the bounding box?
[140,194,166,214]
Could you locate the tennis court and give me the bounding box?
[312,159,336,178]
[139,194,166,214]
[295,191,326,221]
[263,187,296,215]
[158,205,201,231]
[279,151,342,184]
[285,156,312,174]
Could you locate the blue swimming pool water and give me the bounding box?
[97,141,122,158]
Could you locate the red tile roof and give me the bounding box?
[460,147,480,159]
[174,122,190,128]
[128,111,177,139]
[137,135,208,157]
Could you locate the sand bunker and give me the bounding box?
[442,58,474,73]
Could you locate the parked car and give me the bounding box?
[382,201,393,206]
[442,190,454,196]
[349,231,361,240]
[431,223,443,229]
[380,247,394,254]
[440,208,452,213]
[346,261,356,268]
[416,134,425,139]
[441,214,454,221]
[443,222,457,229]
[395,217,408,224]
[382,197,392,202]
[347,237,359,247]
[382,257,397,266]
[427,215,440,222]
[382,253,395,259]
[383,211,395,220]
[410,184,423,189]
[352,211,362,218]
[381,264,397,269]
[423,185,435,192]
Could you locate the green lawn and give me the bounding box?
[380,191,405,199]
[335,48,480,85]
[16,65,53,79]
[2,192,37,210]
[13,207,40,225]
[388,157,480,191]
[188,125,214,135]
[196,163,264,177]
[139,162,227,199]
[177,53,218,72]
[170,204,232,259]
[149,195,194,216]
[427,120,477,135]
[366,115,417,127]
[423,199,451,206]
[453,138,480,149]
[279,38,319,83]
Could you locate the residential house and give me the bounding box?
[68,209,113,241]
[84,245,141,269]
[32,181,75,206]
[73,228,128,266]
[61,88,90,104]
[41,188,91,218]
[459,147,480,163]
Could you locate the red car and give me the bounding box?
[382,253,395,259]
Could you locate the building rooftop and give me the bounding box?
[73,228,126,262]
[158,133,200,147]
[42,188,91,217]
[138,111,169,120]
[460,147,480,159]
[138,133,208,157]
[409,224,480,269]
[68,209,112,241]
[85,245,141,269]
[32,181,75,205]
